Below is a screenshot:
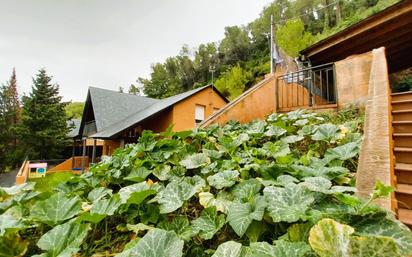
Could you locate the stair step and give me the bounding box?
[394,147,412,152]
[396,163,412,171]
[397,183,412,194]
[391,91,412,102]
[392,109,412,121]
[396,184,412,209]
[394,147,412,164]
[394,133,412,136]
[393,133,412,147]
[396,163,412,184]
[398,208,412,226]
[393,121,412,133]
[392,99,412,111]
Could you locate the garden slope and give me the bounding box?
[0,110,411,257]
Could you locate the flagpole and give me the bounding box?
[270,15,274,74]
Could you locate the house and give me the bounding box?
[201,0,412,226]
[69,85,228,166]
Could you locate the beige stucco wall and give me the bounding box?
[335,52,373,107]
[172,87,228,131]
[355,47,393,210]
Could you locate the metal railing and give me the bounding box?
[276,63,337,110]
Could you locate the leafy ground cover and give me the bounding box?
[1,109,411,257]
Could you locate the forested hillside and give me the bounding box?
[138,0,399,100]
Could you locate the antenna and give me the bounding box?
[270,15,274,74]
[209,64,216,85]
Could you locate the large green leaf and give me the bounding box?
[180,153,211,169]
[157,176,205,213]
[262,141,290,158]
[192,207,226,240]
[245,221,267,242]
[119,181,157,205]
[199,191,233,214]
[124,166,152,182]
[353,217,412,256]
[264,125,287,137]
[152,164,172,181]
[158,216,195,241]
[263,183,314,223]
[309,218,354,257]
[34,222,90,257]
[87,187,112,202]
[309,218,405,257]
[232,179,262,202]
[227,196,266,237]
[211,241,242,257]
[207,170,239,189]
[116,229,184,257]
[30,192,82,225]
[311,123,339,142]
[0,233,28,257]
[0,214,23,236]
[325,142,359,161]
[350,235,402,257]
[90,194,122,216]
[250,240,311,257]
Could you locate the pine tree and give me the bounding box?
[0,69,22,171]
[7,68,21,149]
[0,84,12,171]
[19,69,70,160]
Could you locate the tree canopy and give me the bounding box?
[138,0,399,100]
[18,69,71,160]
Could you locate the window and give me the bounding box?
[195,104,205,124]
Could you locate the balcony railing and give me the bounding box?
[276,63,337,111]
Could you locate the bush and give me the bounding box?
[0,110,411,257]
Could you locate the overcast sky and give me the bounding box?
[0,0,272,102]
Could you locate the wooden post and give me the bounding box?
[120,139,125,148]
[91,139,96,164]
[81,138,86,173]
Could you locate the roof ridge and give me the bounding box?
[91,84,225,138]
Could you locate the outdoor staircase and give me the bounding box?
[392,91,412,228]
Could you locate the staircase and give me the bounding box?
[392,91,412,228]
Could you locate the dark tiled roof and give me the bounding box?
[91,85,226,138]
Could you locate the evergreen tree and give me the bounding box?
[19,69,70,160]
[7,68,21,149]
[0,69,22,171]
[0,85,12,171]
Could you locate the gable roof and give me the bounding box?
[88,85,228,138]
[88,87,159,132]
